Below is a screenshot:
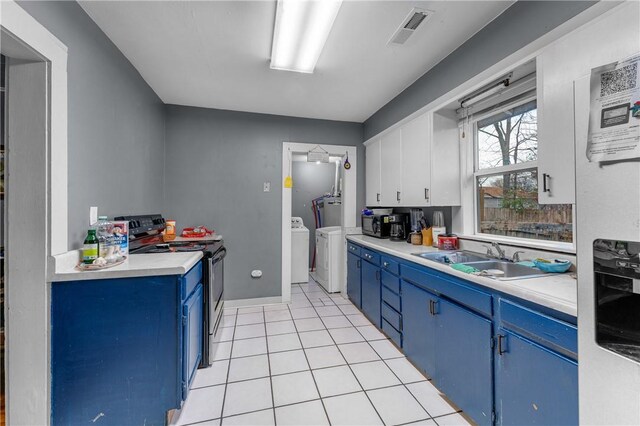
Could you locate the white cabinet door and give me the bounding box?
[380,129,402,205]
[537,4,639,205]
[365,138,382,206]
[401,113,431,206]
[537,47,576,204]
[431,110,461,206]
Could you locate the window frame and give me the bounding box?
[470,95,575,250]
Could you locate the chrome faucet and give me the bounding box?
[483,242,506,259]
[491,242,506,259]
[512,251,526,262]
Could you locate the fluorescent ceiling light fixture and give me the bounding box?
[270,0,343,73]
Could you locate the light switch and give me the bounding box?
[89,206,98,225]
[263,182,271,192]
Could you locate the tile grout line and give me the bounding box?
[339,289,441,423]
[303,279,387,426]
[286,287,334,426]
[197,283,464,425]
[261,306,278,426]
[179,307,240,426]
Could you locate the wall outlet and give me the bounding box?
[89,206,98,226]
[263,182,271,192]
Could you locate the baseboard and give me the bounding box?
[224,296,284,308]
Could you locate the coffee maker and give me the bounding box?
[388,213,410,241]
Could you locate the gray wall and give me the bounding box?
[17,1,166,248]
[363,0,597,140]
[163,105,363,300]
[291,161,337,263]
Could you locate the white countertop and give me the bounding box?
[347,235,577,317]
[50,251,203,282]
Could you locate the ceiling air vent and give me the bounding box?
[388,8,433,45]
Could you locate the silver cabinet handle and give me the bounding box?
[543,173,551,193]
[397,191,401,202]
[424,188,429,201]
[376,193,380,202]
[383,261,389,267]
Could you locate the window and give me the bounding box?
[474,99,573,243]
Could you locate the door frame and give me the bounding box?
[281,142,357,302]
[1,1,68,424]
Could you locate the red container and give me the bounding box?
[438,234,459,250]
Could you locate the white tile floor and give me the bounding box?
[171,277,472,426]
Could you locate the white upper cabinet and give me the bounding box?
[380,128,402,205]
[431,110,461,206]
[401,113,431,206]
[365,138,382,206]
[537,3,639,204]
[364,110,461,208]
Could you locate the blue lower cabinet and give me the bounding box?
[51,263,204,426]
[495,329,578,425]
[345,241,579,426]
[401,280,437,377]
[434,298,493,425]
[347,252,362,308]
[361,260,381,327]
[183,283,203,398]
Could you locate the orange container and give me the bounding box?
[422,228,433,246]
[164,220,176,241]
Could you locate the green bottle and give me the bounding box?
[82,229,99,264]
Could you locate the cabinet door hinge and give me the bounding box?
[182,315,188,326]
[490,336,495,349]
[492,411,496,423]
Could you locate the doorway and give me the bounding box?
[281,142,357,303]
[1,3,69,423]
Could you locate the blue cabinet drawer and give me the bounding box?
[382,302,402,331]
[400,264,492,317]
[347,242,361,257]
[499,299,577,359]
[361,248,380,265]
[181,261,203,299]
[381,256,400,276]
[381,268,400,294]
[381,283,401,312]
[382,319,402,348]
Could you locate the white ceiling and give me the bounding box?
[80,1,513,122]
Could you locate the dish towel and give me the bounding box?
[450,263,480,274]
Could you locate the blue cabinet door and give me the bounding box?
[347,252,362,308]
[434,297,493,426]
[183,283,203,399]
[401,280,437,377]
[495,329,578,426]
[361,260,381,327]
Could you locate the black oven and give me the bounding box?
[594,239,640,362]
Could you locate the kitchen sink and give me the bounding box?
[462,260,549,280]
[412,250,491,264]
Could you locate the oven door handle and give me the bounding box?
[212,248,227,263]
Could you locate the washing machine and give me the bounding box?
[314,226,343,293]
[291,217,309,283]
